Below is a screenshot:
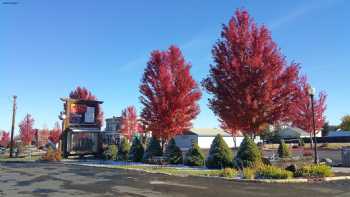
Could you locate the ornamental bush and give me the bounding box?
[295,164,333,177]
[41,147,62,161]
[103,144,118,160]
[242,168,255,179]
[118,138,130,161]
[128,137,144,162]
[277,140,290,158]
[143,136,162,162]
[255,165,293,179]
[220,168,238,178]
[165,138,183,164]
[206,134,233,169]
[235,136,262,168]
[184,142,205,166]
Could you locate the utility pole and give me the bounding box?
[9,95,17,158]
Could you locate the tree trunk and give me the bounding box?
[232,136,237,149]
[309,133,313,149]
[161,139,166,154]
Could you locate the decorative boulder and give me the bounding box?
[320,158,333,166]
[285,164,297,173]
[262,157,271,166]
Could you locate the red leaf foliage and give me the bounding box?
[69,86,104,127]
[120,106,141,140]
[140,45,201,141]
[49,127,62,144]
[0,131,10,147]
[202,9,302,136]
[19,114,35,145]
[291,78,327,134]
[38,129,50,147]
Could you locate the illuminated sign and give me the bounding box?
[69,102,96,125]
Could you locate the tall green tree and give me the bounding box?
[235,136,262,167]
[118,138,130,161]
[322,122,330,137]
[339,115,350,131]
[184,142,205,166]
[206,134,233,169]
[165,138,183,164]
[143,136,162,161]
[128,137,144,162]
[277,140,290,158]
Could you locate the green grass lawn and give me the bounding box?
[0,155,41,162]
[111,165,225,177]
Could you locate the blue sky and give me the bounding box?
[1,0,349,133]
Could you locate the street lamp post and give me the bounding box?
[308,86,318,164]
[58,112,66,152]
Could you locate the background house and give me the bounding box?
[277,126,322,139]
[175,128,261,150]
[327,131,350,137]
[104,116,122,132]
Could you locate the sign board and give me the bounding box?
[85,107,95,123]
[66,100,100,126]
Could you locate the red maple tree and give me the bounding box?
[48,122,62,144]
[292,78,327,136]
[120,106,141,140]
[140,45,202,144]
[19,114,35,145]
[202,9,302,137]
[0,131,10,147]
[49,128,62,144]
[38,129,50,147]
[69,86,104,127]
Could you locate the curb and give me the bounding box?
[63,162,316,183]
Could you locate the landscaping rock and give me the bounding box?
[320,158,333,166]
[262,157,271,166]
[285,164,297,173]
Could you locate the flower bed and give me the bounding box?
[295,164,333,178]
[65,159,341,183]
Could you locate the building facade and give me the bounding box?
[105,116,122,132]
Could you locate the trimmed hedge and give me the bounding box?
[206,134,233,169]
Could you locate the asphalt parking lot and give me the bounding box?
[1,162,350,197]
